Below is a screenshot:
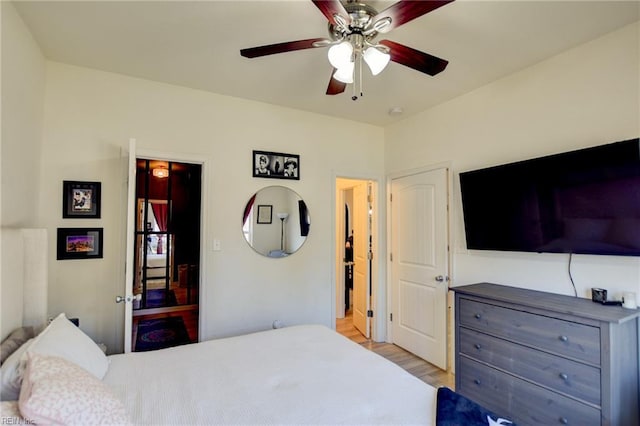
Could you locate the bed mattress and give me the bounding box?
[104,324,437,425]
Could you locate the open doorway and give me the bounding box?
[335,178,377,341]
[131,159,201,351]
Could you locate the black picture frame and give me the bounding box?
[63,181,101,218]
[253,150,300,180]
[256,205,273,224]
[57,228,103,260]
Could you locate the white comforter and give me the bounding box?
[104,325,437,425]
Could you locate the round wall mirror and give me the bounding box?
[242,186,310,257]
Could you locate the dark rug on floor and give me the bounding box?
[135,317,191,352]
[145,289,177,308]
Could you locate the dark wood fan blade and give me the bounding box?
[379,39,448,76]
[312,0,349,26]
[373,0,454,32]
[326,68,346,95]
[240,38,326,58]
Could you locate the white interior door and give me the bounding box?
[122,138,137,353]
[390,168,448,369]
[352,181,370,338]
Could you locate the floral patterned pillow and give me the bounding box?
[19,353,130,425]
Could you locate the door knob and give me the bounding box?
[435,275,449,282]
[115,294,142,303]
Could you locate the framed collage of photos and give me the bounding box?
[253,150,299,180]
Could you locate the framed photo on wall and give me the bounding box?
[256,205,273,224]
[63,181,101,218]
[253,150,300,180]
[56,228,103,260]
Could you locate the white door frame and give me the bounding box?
[335,188,348,320]
[332,173,385,342]
[122,139,136,353]
[385,162,453,346]
[123,144,210,350]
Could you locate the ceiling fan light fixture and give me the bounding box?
[363,47,390,76]
[333,62,354,84]
[328,41,353,69]
[372,17,393,33]
[333,14,350,33]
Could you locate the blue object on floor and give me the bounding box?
[436,387,516,426]
[144,289,177,308]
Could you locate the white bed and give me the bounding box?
[1,228,440,425]
[145,253,167,278]
[105,324,436,425]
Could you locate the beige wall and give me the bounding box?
[37,62,384,353]
[385,22,640,299]
[1,1,46,226]
[1,2,47,340]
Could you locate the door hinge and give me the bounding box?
[390,313,393,322]
[390,193,392,202]
[367,310,373,318]
[367,251,373,260]
[390,252,393,261]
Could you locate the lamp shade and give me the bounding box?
[277,212,289,220]
[328,41,353,69]
[363,47,390,76]
[333,62,354,84]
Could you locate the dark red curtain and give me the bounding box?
[243,194,256,225]
[152,203,168,231]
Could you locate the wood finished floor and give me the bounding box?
[336,313,454,389]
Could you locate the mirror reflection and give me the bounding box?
[242,186,310,257]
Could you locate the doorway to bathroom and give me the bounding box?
[335,178,377,340]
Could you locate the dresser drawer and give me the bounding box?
[459,327,601,405]
[458,357,600,426]
[459,298,601,365]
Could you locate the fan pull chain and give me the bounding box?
[352,52,364,101]
[351,54,358,101]
[351,76,357,101]
[359,53,363,98]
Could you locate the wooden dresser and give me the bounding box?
[453,283,639,426]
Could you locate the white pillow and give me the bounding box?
[26,313,109,379]
[19,353,130,425]
[0,339,33,401]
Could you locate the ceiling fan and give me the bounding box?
[240,0,454,100]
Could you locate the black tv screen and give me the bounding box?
[459,138,640,256]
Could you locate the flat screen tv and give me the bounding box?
[459,138,640,256]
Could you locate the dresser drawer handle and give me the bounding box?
[559,417,568,424]
[559,373,569,381]
[473,379,481,386]
[558,335,569,342]
[474,313,482,320]
[474,343,482,350]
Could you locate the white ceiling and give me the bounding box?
[12,0,639,126]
